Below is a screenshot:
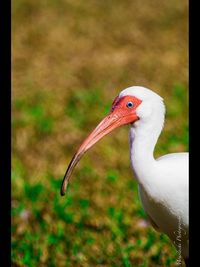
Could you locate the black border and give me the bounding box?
[0,0,11,265]
[189,0,199,266]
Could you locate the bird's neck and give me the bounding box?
[129,114,164,187]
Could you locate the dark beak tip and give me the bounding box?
[60,183,67,196]
[60,190,65,196]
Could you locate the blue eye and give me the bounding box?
[126,101,134,108]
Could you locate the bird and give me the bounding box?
[60,86,189,266]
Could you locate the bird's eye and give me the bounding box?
[126,101,134,108]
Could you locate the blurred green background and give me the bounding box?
[12,1,188,266]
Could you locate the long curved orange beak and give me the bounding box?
[61,96,140,196]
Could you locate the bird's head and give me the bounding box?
[61,86,164,195]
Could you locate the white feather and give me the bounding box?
[121,86,188,259]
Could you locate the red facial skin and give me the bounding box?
[61,95,142,195]
[110,95,142,123]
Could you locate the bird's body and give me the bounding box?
[61,86,189,264]
[133,149,189,258]
[125,86,189,259]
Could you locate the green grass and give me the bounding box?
[12,0,188,266]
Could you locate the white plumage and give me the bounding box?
[124,86,189,260]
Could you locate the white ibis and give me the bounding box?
[61,86,189,265]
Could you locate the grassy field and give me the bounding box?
[12,1,188,266]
